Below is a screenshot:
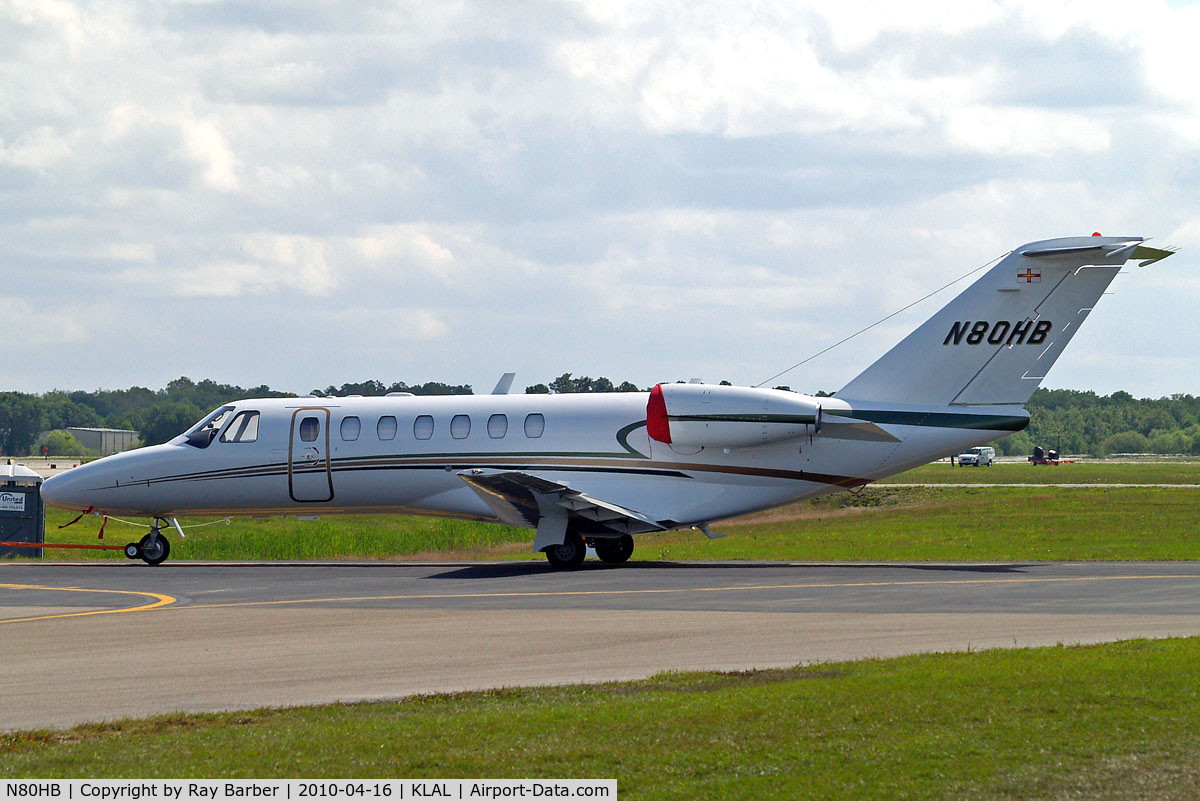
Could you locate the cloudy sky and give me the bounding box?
[2,0,1197,397]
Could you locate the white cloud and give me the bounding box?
[240,234,335,294]
[179,113,240,190]
[114,235,334,297]
[944,107,1112,156]
[354,226,457,278]
[0,126,75,170]
[0,297,88,344]
[322,307,450,343]
[0,0,1196,396]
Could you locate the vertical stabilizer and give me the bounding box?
[837,236,1170,406]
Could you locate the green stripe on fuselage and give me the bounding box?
[837,410,1028,431]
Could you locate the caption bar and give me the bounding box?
[1,782,615,801]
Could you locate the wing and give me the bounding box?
[457,469,666,542]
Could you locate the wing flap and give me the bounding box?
[457,469,666,536]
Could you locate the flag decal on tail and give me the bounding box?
[1017,268,1041,283]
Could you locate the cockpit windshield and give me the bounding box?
[183,406,235,449]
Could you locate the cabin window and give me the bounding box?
[451,414,471,439]
[299,416,320,442]
[524,413,545,438]
[377,415,398,441]
[487,413,508,439]
[219,411,260,443]
[340,416,361,441]
[414,415,434,440]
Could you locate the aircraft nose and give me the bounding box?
[40,469,91,510]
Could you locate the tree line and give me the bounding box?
[999,389,1200,457]
[0,378,295,455]
[3,377,1200,457]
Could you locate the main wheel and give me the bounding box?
[138,532,170,566]
[544,531,586,569]
[594,534,634,564]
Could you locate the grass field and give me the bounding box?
[646,485,1200,561]
[39,508,532,561]
[4,637,1198,799]
[38,480,1200,563]
[877,459,1200,485]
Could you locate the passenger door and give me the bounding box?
[288,408,333,502]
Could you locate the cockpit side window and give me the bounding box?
[220,411,260,443]
[184,406,235,449]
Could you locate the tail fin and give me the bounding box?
[837,236,1173,406]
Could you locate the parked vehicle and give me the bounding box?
[1029,445,1068,465]
[957,446,995,466]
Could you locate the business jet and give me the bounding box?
[40,235,1173,567]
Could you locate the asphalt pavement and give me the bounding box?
[2,560,1198,731]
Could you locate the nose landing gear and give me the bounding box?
[124,518,172,565]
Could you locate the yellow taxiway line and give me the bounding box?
[2,574,1191,621]
[170,573,1192,611]
[0,583,177,624]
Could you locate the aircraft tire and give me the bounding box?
[138,532,170,566]
[544,531,586,569]
[594,534,634,564]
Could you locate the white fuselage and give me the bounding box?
[40,391,1024,526]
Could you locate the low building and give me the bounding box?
[66,427,140,455]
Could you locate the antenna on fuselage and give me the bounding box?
[491,372,517,394]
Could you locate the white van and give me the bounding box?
[957,446,995,467]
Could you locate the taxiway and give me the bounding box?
[2,560,1198,731]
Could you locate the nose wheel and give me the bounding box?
[138,532,170,565]
[125,520,171,565]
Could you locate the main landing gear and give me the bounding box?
[124,518,172,566]
[594,534,634,564]
[543,533,634,569]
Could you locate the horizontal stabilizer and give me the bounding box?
[1131,244,1176,266]
[1020,243,1115,258]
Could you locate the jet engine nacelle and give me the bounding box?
[646,383,821,449]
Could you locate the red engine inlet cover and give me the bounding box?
[646,384,671,443]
